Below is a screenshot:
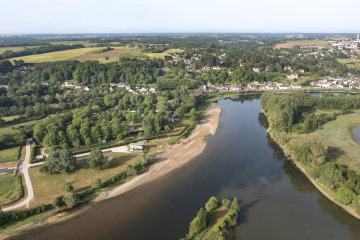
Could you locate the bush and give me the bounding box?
[189,208,208,237]
[63,192,79,208]
[53,196,65,208]
[65,184,74,193]
[94,178,102,189]
[221,198,231,208]
[336,187,355,205]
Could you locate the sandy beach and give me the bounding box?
[104,106,222,199]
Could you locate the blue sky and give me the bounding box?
[1,0,360,34]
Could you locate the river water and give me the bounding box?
[22,96,360,240]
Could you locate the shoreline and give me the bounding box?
[101,106,222,199]
[0,106,222,239]
[266,126,360,221]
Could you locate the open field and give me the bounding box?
[275,40,330,49]
[72,47,133,62]
[1,115,22,122]
[0,46,38,54]
[0,175,24,206]
[0,112,65,136]
[337,58,360,69]
[48,41,94,47]
[29,152,141,206]
[304,110,360,171]
[144,48,184,58]
[0,146,20,163]
[9,47,105,63]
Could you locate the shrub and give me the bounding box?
[221,198,231,208]
[53,196,65,208]
[63,192,79,208]
[87,149,109,170]
[336,187,355,205]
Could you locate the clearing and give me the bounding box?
[303,110,360,171]
[145,48,184,58]
[29,152,141,206]
[337,58,360,69]
[0,175,24,206]
[275,40,330,49]
[0,46,38,54]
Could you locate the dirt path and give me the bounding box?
[104,107,222,199]
[3,139,34,211]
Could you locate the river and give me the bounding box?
[21,96,360,240]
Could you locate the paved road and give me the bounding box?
[3,139,34,212]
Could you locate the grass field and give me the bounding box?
[144,48,184,58]
[73,47,133,62]
[275,40,330,49]
[0,175,24,206]
[0,46,38,54]
[337,58,360,69]
[29,152,141,206]
[48,41,94,47]
[1,115,22,122]
[0,146,20,163]
[0,112,64,136]
[302,110,360,171]
[9,47,106,63]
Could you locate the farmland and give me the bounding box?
[72,47,134,62]
[275,40,330,49]
[9,47,106,63]
[144,48,184,58]
[338,58,360,69]
[0,46,38,54]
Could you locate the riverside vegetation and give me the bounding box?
[182,196,240,240]
[261,92,360,216]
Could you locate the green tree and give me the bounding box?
[65,184,74,193]
[205,196,218,212]
[87,149,109,169]
[63,192,79,208]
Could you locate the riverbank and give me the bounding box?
[265,122,360,221]
[100,106,222,199]
[0,106,222,239]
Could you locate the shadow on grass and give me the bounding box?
[326,146,345,161]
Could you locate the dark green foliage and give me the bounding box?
[0,204,53,227]
[221,198,231,208]
[94,178,102,189]
[41,150,76,174]
[53,196,65,208]
[65,184,74,193]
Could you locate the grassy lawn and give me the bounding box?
[9,47,105,63]
[275,40,330,49]
[145,48,184,58]
[337,58,360,69]
[0,85,8,88]
[0,212,45,233]
[0,146,20,163]
[0,175,24,206]
[301,110,360,171]
[29,152,141,206]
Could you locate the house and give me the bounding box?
[284,66,292,71]
[291,84,302,90]
[299,69,305,73]
[252,67,260,73]
[129,142,144,151]
[63,81,76,87]
[287,73,298,79]
[212,66,221,70]
[36,155,44,160]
